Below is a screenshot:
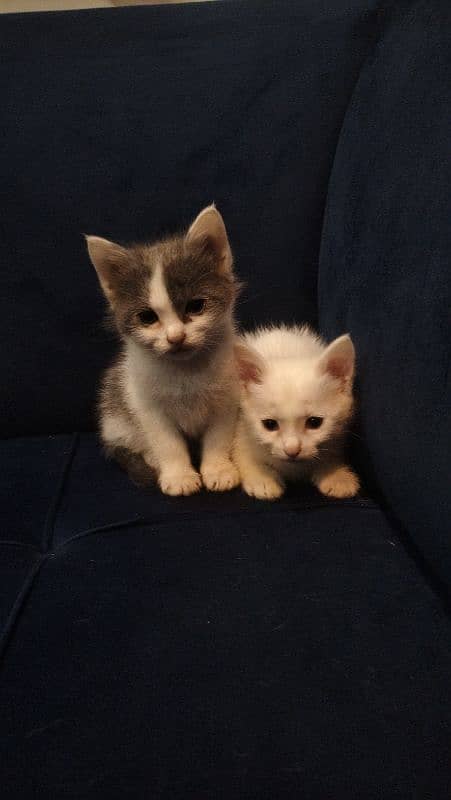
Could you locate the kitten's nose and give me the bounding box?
[283,442,301,458]
[166,325,186,345]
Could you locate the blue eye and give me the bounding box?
[262,419,279,431]
[306,416,323,429]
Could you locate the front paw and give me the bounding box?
[159,469,202,496]
[316,466,359,499]
[242,470,284,501]
[201,459,240,492]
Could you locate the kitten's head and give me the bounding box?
[235,334,355,462]
[86,206,237,360]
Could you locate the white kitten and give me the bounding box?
[86,206,240,496]
[233,325,359,500]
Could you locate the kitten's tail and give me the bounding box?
[105,445,156,488]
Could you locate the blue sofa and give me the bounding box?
[1,1,450,797]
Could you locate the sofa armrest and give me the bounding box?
[319,0,451,590]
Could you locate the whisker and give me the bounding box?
[343,430,364,441]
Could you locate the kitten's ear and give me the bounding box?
[85,235,128,304]
[318,334,355,387]
[186,205,233,274]
[234,340,265,386]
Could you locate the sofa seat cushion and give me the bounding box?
[0,434,76,549]
[0,432,374,550]
[2,434,451,798]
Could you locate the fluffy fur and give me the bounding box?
[233,325,360,500]
[86,205,241,495]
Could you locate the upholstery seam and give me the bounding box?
[42,433,79,553]
[0,553,45,668]
[54,503,380,552]
[0,540,41,553]
[57,518,147,550]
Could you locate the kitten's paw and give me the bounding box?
[316,466,359,499]
[242,471,284,501]
[201,459,240,492]
[159,469,202,496]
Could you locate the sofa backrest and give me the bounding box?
[0,0,381,437]
[319,0,451,590]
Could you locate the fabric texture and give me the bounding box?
[1,432,376,547]
[319,0,451,593]
[1,438,451,799]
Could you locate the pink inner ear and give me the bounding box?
[234,344,263,384]
[239,361,262,384]
[326,356,349,380]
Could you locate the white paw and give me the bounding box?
[242,471,284,501]
[159,469,202,496]
[317,467,359,499]
[201,459,240,492]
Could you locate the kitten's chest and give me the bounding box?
[129,348,237,438]
[162,377,221,435]
[140,369,231,437]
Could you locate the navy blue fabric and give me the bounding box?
[1,433,451,797]
[0,435,75,548]
[319,0,451,592]
[0,0,382,437]
[0,545,39,653]
[0,430,374,552]
[2,502,451,799]
[51,433,374,546]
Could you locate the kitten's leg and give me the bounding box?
[142,411,201,496]
[312,463,360,499]
[200,410,240,492]
[101,407,200,495]
[233,419,284,501]
[101,411,155,485]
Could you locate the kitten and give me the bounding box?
[86,205,241,496]
[233,325,359,500]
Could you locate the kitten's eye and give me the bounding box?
[262,419,279,431]
[306,416,323,429]
[185,298,206,315]
[138,308,158,326]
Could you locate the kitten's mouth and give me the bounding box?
[278,453,312,462]
[166,344,197,359]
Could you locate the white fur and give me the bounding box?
[233,325,359,500]
[112,337,239,495]
[94,206,240,496]
[101,336,240,496]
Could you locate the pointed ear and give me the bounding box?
[318,334,355,387]
[234,340,265,386]
[185,205,233,274]
[85,235,128,304]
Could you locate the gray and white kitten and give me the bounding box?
[233,325,360,500]
[86,206,240,496]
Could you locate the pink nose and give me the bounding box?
[166,328,186,345]
[284,443,301,458]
